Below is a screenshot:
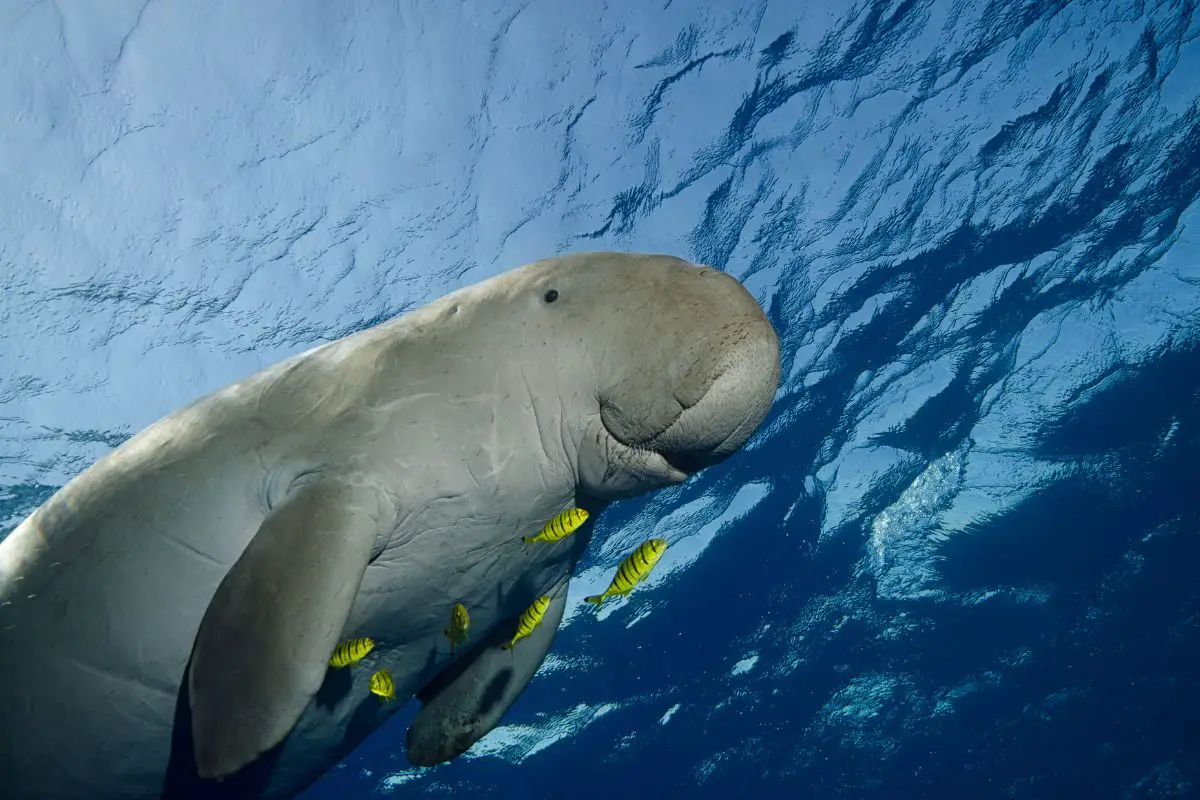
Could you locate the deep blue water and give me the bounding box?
[2,0,1200,798]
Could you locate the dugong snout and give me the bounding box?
[579,257,781,499]
[646,326,780,474]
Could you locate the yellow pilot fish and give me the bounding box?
[584,538,669,607]
[444,602,470,655]
[502,595,552,650]
[329,637,375,668]
[369,668,395,703]
[522,507,589,544]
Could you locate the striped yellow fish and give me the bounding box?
[369,668,395,702]
[502,595,552,650]
[329,636,375,668]
[522,507,589,544]
[584,538,668,607]
[444,602,470,655]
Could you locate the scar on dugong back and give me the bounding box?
[0,251,781,800]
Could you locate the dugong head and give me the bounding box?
[509,252,781,500]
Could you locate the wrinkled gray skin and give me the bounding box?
[0,252,780,800]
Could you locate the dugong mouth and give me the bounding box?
[599,399,711,476]
[665,334,778,469]
[594,332,779,483]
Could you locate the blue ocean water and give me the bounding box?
[2,0,1199,798]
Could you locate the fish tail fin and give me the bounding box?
[584,594,604,606]
[501,642,513,651]
[521,536,534,543]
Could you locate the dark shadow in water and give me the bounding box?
[942,335,1200,594]
[1037,337,1200,457]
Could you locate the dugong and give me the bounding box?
[0,252,780,799]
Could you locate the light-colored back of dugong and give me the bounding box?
[0,251,780,799]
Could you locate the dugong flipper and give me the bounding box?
[189,479,393,779]
[406,579,571,766]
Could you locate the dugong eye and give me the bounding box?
[543,289,559,303]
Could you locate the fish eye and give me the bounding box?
[543,289,559,303]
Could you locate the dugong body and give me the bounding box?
[0,252,780,799]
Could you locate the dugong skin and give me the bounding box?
[0,252,780,799]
